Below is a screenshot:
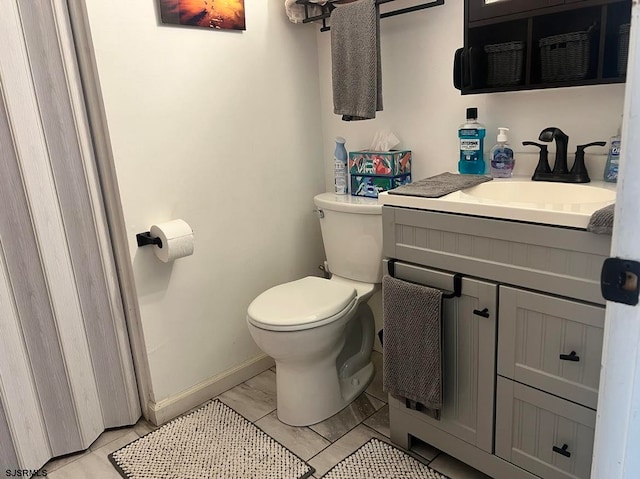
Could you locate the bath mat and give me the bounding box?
[108,400,314,479]
[321,438,448,479]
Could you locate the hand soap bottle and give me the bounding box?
[334,137,348,194]
[490,127,514,178]
[458,107,486,175]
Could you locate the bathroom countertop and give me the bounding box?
[378,175,617,229]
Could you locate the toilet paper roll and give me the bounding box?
[149,219,194,263]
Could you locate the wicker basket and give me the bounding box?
[539,30,591,82]
[484,41,525,86]
[618,23,630,76]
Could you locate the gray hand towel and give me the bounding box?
[389,172,492,198]
[331,0,382,121]
[587,203,615,234]
[382,275,443,419]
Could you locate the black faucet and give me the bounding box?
[538,127,569,175]
[527,127,605,183]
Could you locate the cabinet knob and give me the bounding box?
[559,351,580,362]
[473,308,490,318]
[552,443,571,458]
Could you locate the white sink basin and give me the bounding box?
[378,177,617,229]
[462,181,616,206]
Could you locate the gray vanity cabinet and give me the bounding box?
[386,261,497,453]
[383,206,611,479]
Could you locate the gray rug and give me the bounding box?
[108,400,314,479]
[321,438,448,479]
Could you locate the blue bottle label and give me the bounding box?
[492,151,512,168]
[458,126,485,174]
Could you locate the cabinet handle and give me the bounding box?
[552,444,571,458]
[559,351,580,362]
[473,308,490,318]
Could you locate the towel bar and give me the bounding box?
[386,259,463,299]
[296,0,445,32]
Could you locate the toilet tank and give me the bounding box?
[314,193,383,284]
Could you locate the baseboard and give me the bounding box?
[146,354,275,425]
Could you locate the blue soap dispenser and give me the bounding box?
[458,107,486,175]
[490,127,515,178]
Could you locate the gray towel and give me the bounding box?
[389,172,492,198]
[588,203,615,234]
[382,275,442,419]
[331,0,382,121]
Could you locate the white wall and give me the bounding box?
[84,0,326,404]
[317,1,626,186]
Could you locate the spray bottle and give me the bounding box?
[334,137,348,194]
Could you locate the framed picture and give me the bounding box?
[159,0,246,31]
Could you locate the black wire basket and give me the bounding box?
[539,29,592,82]
[484,41,525,86]
[618,23,631,76]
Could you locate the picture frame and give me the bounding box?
[158,0,246,31]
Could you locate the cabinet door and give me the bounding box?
[468,0,564,23]
[498,286,604,409]
[389,262,497,452]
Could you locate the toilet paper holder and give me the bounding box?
[136,232,163,248]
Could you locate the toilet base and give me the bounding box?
[275,359,375,427]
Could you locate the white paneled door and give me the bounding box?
[0,0,139,472]
[592,4,640,478]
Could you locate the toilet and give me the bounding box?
[246,192,383,426]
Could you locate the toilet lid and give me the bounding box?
[247,276,356,329]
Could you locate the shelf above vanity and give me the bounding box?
[456,0,632,94]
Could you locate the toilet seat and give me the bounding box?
[247,276,357,332]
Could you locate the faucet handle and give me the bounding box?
[576,141,607,151]
[524,141,551,177]
[523,141,549,149]
[570,141,606,183]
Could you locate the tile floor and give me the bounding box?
[41,351,491,479]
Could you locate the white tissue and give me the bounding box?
[149,219,194,263]
[370,130,400,151]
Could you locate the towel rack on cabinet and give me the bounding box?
[296,0,445,32]
[386,259,463,299]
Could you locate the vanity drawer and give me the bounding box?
[498,286,604,409]
[496,377,596,479]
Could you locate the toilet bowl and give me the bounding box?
[246,193,383,426]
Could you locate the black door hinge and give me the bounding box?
[601,258,640,306]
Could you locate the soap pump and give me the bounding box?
[490,127,514,178]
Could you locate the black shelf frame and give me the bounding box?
[295,0,445,32]
[459,0,632,95]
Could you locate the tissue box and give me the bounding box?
[351,174,411,198]
[348,150,412,177]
